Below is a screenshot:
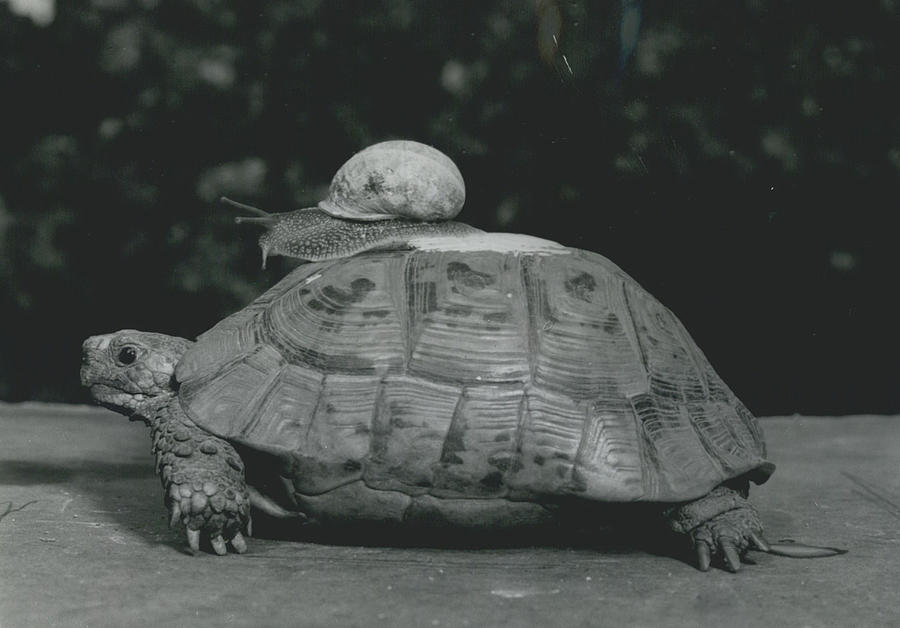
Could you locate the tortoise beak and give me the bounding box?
[83,334,113,353]
[80,335,112,387]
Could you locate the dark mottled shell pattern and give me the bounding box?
[176,246,772,513]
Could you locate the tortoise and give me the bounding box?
[80,141,841,571]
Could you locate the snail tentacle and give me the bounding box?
[220,196,272,218]
[221,197,281,229]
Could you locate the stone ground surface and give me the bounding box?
[0,403,898,628]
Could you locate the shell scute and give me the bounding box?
[431,384,523,499]
[180,346,323,454]
[525,254,647,401]
[569,403,644,500]
[289,373,380,495]
[405,252,531,384]
[179,344,286,437]
[262,253,407,373]
[241,364,322,451]
[363,374,461,494]
[685,400,765,478]
[504,386,587,497]
[629,391,724,498]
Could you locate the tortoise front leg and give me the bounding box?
[149,398,250,555]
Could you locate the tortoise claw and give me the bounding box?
[186,528,201,553]
[721,540,741,573]
[211,535,227,556]
[231,531,247,554]
[169,503,182,529]
[749,531,771,552]
[696,542,711,572]
[181,524,247,556]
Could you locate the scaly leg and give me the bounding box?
[148,398,250,555]
[665,485,770,572]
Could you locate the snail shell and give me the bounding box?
[317,140,466,222]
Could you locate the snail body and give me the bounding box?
[230,140,478,266]
[254,208,480,267]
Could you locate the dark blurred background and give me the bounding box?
[1,0,897,415]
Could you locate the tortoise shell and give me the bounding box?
[175,236,773,514]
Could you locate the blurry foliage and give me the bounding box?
[0,0,898,412]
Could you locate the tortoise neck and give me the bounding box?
[128,393,178,427]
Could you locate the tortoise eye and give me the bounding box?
[117,346,138,365]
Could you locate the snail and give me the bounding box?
[226,140,480,267]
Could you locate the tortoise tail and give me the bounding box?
[763,541,848,558]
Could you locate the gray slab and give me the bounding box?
[1,403,898,627]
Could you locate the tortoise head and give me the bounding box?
[80,330,192,416]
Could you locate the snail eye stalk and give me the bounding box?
[221,197,278,227]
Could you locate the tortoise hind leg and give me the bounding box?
[664,484,770,572]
